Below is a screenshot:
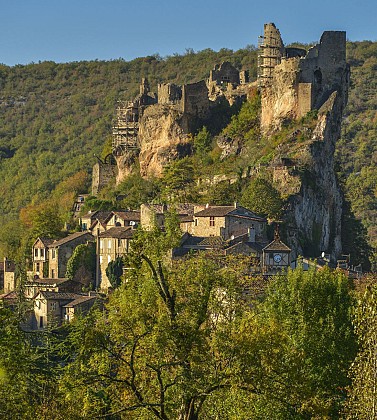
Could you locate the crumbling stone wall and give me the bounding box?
[92,160,117,195]
[182,80,210,119]
[158,83,182,105]
[209,61,240,86]
[259,24,349,133]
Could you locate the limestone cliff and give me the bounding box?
[281,92,345,260]
[258,24,349,260]
[137,105,192,178]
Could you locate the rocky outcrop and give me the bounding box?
[137,105,192,177]
[282,91,346,260]
[258,24,349,260]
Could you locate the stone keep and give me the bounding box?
[258,24,349,133]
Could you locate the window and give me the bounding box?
[34,248,38,258]
[51,269,55,278]
[51,302,57,311]
[210,216,215,227]
[36,262,40,273]
[40,317,44,328]
[51,249,56,259]
[194,218,198,226]
[108,239,112,249]
[40,248,44,258]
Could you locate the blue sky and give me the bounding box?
[0,0,376,66]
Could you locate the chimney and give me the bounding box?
[234,201,238,208]
[205,203,209,208]
[248,226,256,242]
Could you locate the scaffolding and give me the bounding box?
[257,32,283,88]
[112,101,140,155]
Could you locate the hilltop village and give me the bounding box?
[0,23,359,329]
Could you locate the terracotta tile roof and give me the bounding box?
[99,226,135,239]
[50,231,94,248]
[263,239,291,252]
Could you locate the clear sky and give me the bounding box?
[0,0,376,66]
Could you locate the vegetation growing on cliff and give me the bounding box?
[0,41,375,265]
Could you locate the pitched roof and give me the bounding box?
[0,291,18,300]
[263,239,291,252]
[38,291,81,300]
[99,226,135,239]
[33,237,55,248]
[50,231,94,248]
[194,205,266,221]
[107,211,141,222]
[62,295,97,308]
[182,235,225,248]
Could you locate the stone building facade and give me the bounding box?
[48,231,94,279]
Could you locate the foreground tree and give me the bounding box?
[344,281,377,419]
[235,266,356,419]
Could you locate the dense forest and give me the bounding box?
[0,41,375,265]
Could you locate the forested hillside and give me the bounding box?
[0,42,375,262]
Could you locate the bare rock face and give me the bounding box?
[137,105,192,177]
[258,24,349,260]
[282,91,345,260]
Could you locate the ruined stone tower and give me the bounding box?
[258,24,349,133]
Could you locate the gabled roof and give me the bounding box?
[38,291,80,301]
[194,205,235,217]
[62,295,97,308]
[182,234,225,249]
[50,231,94,248]
[33,237,55,248]
[99,226,135,239]
[0,291,18,300]
[263,238,291,252]
[194,205,266,221]
[82,210,112,222]
[106,211,141,222]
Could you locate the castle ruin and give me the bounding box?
[258,22,349,133]
[93,61,250,191]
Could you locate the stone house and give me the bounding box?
[98,226,135,290]
[32,237,54,278]
[0,258,16,293]
[62,295,98,323]
[48,231,94,279]
[105,210,140,229]
[80,210,112,232]
[32,291,97,329]
[140,203,198,233]
[24,277,81,299]
[191,203,267,241]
